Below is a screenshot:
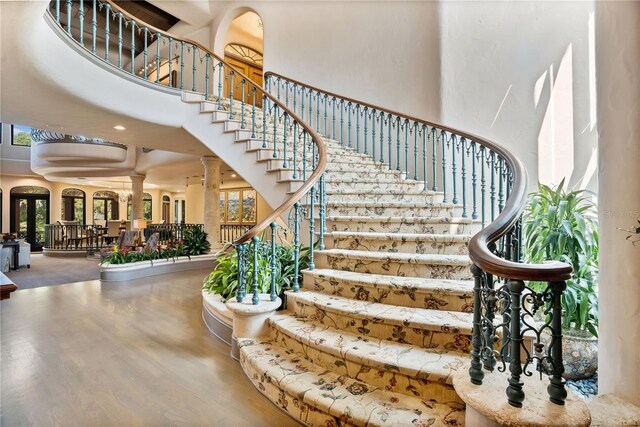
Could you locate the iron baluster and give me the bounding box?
[441,130,448,203]
[79,0,84,45]
[461,138,467,217]
[404,119,410,175]
[236,244,246,303]
[292,202,301,292]
[323,95,328,137]
[251,87,257,138]
[431,128,438,191]
[363,107,368,155]
[506,279,525,408]
[191,45,197,91]
[490,151,496,222]
[469,264,485,385]
[91,0,96,54]
[396,117,401,171]
[104,3,110,63]
[347,102,352,148]
[371,109,377,161]
[379,112,385,164]
[240,79,246,128]
[168,38,173,87]
[422,124,428,191]
[319,174,326,251]
[413,122,419,180]
[217,62,223,108]
[262,94,267,148]
[471,142,478,220]
[332,98,337,140]
[272,104,279,158]
[228,70,235,119]
[388,115,393,171]
[282,113,289,168]
[204,54,210,100]
[292,122,298,179]
[451,135,458,204]
[270,222,278,302]
[66,0,71,35]
[117,12,123,68]
[130,21,136,74]
[339,100,344,145]
[547,281,568,405]
[498,157,506,213]
[56,0,60,23]
[356,105,361,153]
[315,93,320,133]
[251,236,260,305]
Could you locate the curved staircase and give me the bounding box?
[40,1,578,425]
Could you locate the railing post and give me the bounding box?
[229,70,235,119]
[104,3,111,63]
[469,264,485,385]
[145,29,150,80]
[236,243,246,303]
[168,38,173,87]
[270,222,278,302]
[506,279,525,408]
[191,45,197,92]
[461,138,467,217]
[292,202,301,292]
[130,21,136,74]
[204,54,210,100]
[240,79,246,128]
[56,0,60,23]
[66,0,71,35]
[547,281,568,405]
[251,87,257,138]
[91,0,96,54]
[117,12,123,69]
[251,236,260,305]
[79,0,84,45]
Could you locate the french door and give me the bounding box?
[10,195,50,252]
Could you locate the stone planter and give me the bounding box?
[562,331,598,380]
[100,254,217,281]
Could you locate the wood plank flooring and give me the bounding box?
[0,269,300,427]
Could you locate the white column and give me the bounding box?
[596,1,640,406]
[201,156,222,248]
[129,174,145,221]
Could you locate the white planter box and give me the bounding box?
[100,254,217,282]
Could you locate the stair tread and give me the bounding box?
[327,231,471,242]
[327,188,440,195]
[287,290,473,334]
[326,215,474,224]
[317,249,471,266]
[239,338,465,427]
[304,268,474,295]
[325,200,456,208]
[270,313,470,385]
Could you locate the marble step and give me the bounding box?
[325,215,476,235]
[324,231,470,255]
[322,201,462,219]
[238,338,465,427]
[268,314,468,404]
[325,189,445,204]
[286,290,474,351]
[315,249,472,280]
[302,268,474,312]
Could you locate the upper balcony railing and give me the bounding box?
[263,72,573,408]
[47,1,327,308]
[31,129,128,149]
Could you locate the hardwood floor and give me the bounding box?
[0,269,300,427]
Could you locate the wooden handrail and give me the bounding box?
[101,1,326,248]
[264,71,572,282]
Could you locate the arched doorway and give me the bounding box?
[61,188,86,223]
[10,186,50,252]
[224,11,264,105]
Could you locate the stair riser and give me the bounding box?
[288,298,473,351]
[326,219,472,235]
[323,170,406,180]
[325,235,469,256]
[238,348,344,427]
[326,193,445,204]
[324,204,460,219]
[302,274,474,312]
[270,327,463,404]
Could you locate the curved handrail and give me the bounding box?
[51,0,326,249]
[264,71,572,281]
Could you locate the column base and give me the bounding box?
[226,294,281,359]
[452,366,591,427]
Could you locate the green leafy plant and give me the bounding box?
[203,241,311,303]
[523,179,599,337]
[183,227,211,255]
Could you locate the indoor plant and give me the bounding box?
[523,179,599,380]
[183,227,211,255]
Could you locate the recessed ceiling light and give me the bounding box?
[113,125,126,130]
[231,173,237,178]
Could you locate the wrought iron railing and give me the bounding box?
[220,224,252,244]
[44,223,109,254]
[48,1,327,309]
[144,223,203,245]
[263,72,573,407]
[31,129,127,149]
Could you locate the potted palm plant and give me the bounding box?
[523,179,599,380]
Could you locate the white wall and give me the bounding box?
[208,1,442,122]
[440,1,598,192]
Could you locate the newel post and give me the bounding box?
[506,279,525,408]
[469,264,485,385]
[547,280,568,405]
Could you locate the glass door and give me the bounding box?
[11,195,50,252]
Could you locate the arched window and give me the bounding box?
[127,193,152,221]
[61,188,86,223]
[93,191,118,222]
